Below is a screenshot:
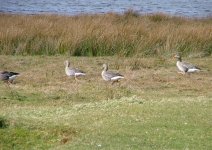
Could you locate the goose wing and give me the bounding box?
[7,72,20,76]
[72,68,85,74]
[0,71,9,80]
[1,71,19,76]
[105,71,123,79]
[182,61,200,70]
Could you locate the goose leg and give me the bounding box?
[74,75,79,81]
[111,80,118,85]
[118,80,121,84]
[9,79,14,84]
[4,81,11,89]
[6,80,12,87]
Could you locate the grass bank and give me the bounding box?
[0,12,212,56]
[0,55,212,149]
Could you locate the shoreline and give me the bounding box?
[1,11,212,19]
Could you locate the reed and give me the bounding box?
[0,12,211,56]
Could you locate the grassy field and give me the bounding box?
[0,12,212,56]
[0,55,212,149]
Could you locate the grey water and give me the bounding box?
[0,0,212,18]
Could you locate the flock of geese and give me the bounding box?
[0,54,201,84]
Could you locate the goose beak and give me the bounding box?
[173,55,177,59]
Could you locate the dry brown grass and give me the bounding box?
[0,55,212,102]
[0,13,212,56]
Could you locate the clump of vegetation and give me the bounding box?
[0,116,9,128]
[123,9,140,18]
[0,12,211,56]
[147,13,171,22]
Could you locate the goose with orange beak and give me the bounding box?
[101,64,124,84]
[0,71,20,83]
[64,60,86,80]
[173,54,200,74]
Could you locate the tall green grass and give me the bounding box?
[0,12,212,56]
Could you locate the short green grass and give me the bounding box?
[0,55,212,149]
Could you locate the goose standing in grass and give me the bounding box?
[101,64,124,84]
[0,71,20,83]
[64,60,86,80]
[173,54,200,74]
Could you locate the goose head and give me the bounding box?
[173,54,182,62]
[64,60,70,67]
[102,64,108,71]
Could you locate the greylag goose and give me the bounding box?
[0,71,20,83]
[174,54,200,74]
[101,64,124,84]
[64,60,85,80]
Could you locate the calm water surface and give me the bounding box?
[0,0,212,17]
